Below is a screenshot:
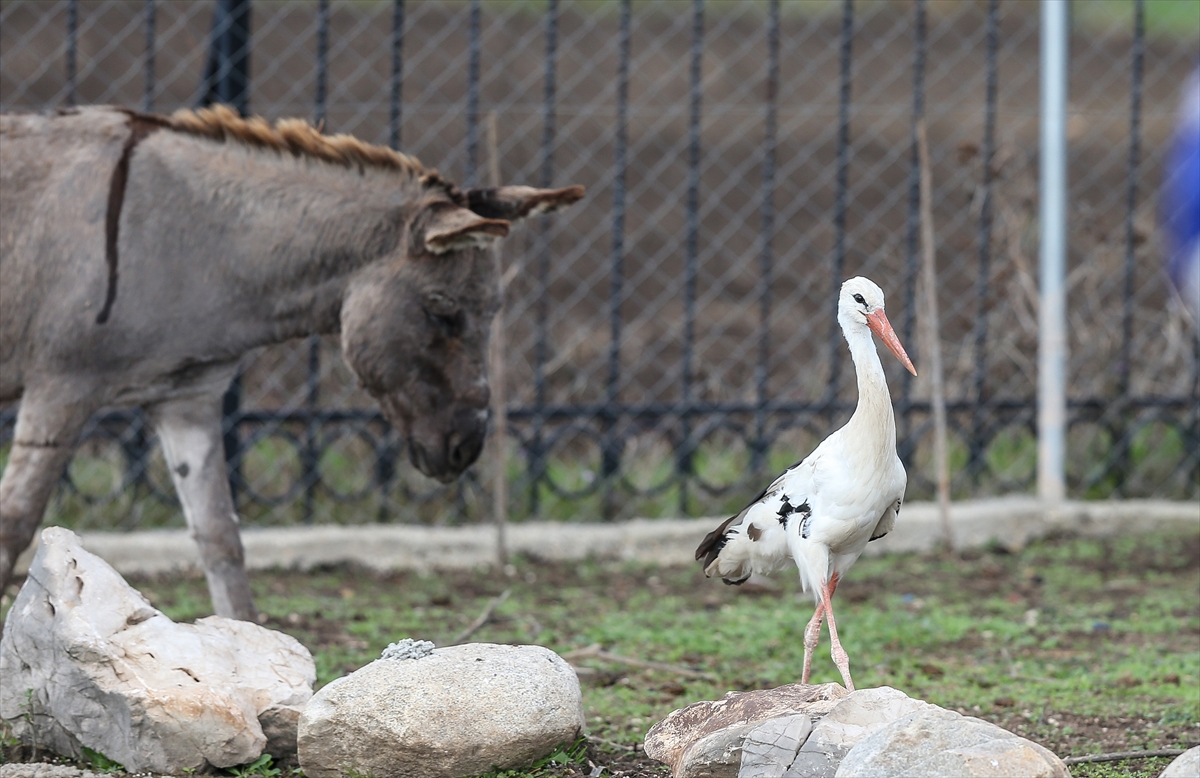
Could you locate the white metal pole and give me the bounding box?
[1039,0,1069,503]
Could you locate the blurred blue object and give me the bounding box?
[1162,66,1200,325]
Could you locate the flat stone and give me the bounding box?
[1160,746,1200,778]
[739,715,814,778]
[297,642,584,778]
[833,707,1069,777]
[645,683,848,773]
[802,687,936,757]
[0,527,314,774]
[780,687,934,777]
[675,722,761,778]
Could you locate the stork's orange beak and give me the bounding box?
[866,310,917,376]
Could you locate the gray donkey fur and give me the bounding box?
[0,106,583,619]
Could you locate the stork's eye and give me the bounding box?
[853,293,866,306]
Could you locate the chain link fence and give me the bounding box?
[1,0,1197,531]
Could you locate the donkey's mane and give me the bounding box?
[164,104,444,186]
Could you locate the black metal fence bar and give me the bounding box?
[826,0,854,408]
[65,0,77,107]
[968,0,1000,479]
[898,0,926,466]
[390,0,404,152]
[201,0,252,502]
[526,0,559,513]
[201,0,251,114]
[142,0,155,112]
[601,0,631,509]
[753,0,780,475]
[302,0,330,525]
[7,394,1192,435]
[1120,0,1145,398]
[465,0,480,187]
[678,0,705,511]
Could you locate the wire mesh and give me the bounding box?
[0,0,1196,531]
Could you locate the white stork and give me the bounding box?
[696,276,917,691]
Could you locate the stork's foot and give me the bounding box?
[831,643,854,691]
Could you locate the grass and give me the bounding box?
[5,529,1195,776]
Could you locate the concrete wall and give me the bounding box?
[13,498,1198,578]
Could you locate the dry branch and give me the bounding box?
[449,588,510,645]
[563,643,714,680]
[917,119,954,551]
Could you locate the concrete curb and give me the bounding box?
[13,498,1198,578]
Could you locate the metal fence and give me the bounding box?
[1,0,1197,530]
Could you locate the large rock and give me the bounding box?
[834,707,1069,777]
[297,640,585,778]
[0,527,314,773]
[1160,746,1200,778]
[644,684,848,777]
[740,715,814,778]
[674,722,763,778]
[788,687,936,777]
[647,686,1065,778]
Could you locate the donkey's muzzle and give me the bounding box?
[408,408,487,482]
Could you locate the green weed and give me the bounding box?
[226,754,282,778]
[469,737,589,777]
[81,747,124,774]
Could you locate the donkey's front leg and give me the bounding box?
[0,389,98,596]
[152,396,256,621]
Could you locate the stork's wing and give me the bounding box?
[869,500,898,541]
[868,456,907,542]
[695,460,815,584]
[694,482,778,569]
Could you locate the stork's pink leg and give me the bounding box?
[800,574,839,685]
[822,579,854,691]
[800,604,823,684]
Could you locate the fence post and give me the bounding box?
[1038,0,1068,504]
[201,0,252,500]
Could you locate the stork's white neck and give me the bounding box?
[841,319,898,461]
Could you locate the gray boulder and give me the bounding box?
[645,683,848,776]
[1160,746,1200,778]
[789,686,935,776]
[740,715,814,778]
[675,722,762,778]
[661,716,816,778]
[0,527,314,774]
[647,686,1067,778]
[297,641,585,778]
[834,707,1069,777]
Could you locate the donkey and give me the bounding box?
[0,105,583,620]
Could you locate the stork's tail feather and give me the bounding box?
[695,514,739,570]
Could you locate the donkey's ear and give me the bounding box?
[422,205,510,254]
[465,185,585,221]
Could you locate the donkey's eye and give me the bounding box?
[853,293,866,306]
[425,307,465,338]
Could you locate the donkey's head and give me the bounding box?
[341,183,583,482]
